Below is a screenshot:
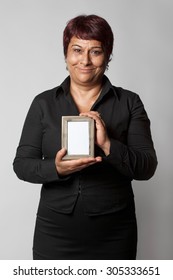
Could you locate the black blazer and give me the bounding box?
[13,76,157,215]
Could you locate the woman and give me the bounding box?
[13,14,157,260]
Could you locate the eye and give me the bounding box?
[73,48,82,54]
[90,49,103,56]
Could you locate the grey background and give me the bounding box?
[0,0,172,259]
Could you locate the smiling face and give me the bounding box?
[65,36,107,87]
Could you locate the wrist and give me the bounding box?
[101,139,110,156]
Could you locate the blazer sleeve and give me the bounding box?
[104,93,158,180]
[13,96,69,184]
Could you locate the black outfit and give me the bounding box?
[13,75,157,259]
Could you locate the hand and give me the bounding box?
[55,148,102,176]
[80,111,110,156]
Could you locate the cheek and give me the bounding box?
[67,57,78,68]
[95,61,106,71]
[94,57,106,68]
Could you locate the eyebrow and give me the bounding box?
[71,44,102,49]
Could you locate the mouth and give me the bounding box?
[78,68,95,73]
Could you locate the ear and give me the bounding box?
[65,61,68,71]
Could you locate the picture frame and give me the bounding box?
[61,116,95,160]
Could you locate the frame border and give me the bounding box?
[61,116,95,160]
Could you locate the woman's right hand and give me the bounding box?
[55,148,102,176]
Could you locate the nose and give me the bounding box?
[80,51,91,66]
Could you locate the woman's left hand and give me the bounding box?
[80,111,110,156]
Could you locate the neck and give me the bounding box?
[70,81,102,100]
[70,81,102,113]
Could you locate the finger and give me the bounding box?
[73,158,101,171]
[80,112,103,125]
[73,157,98,167]
[56,148,67,161]
[80,111,101,118]
[75,157,102,168]
[95,156,102,162]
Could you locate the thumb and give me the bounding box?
[56,148,67,161]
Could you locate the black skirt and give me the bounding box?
[33,194,137,260]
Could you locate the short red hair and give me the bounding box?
[63,14,114,64]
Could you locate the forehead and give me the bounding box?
[69,36,102,48]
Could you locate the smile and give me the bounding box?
[78,68,95,73]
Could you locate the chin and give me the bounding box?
[78,77,96,84]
